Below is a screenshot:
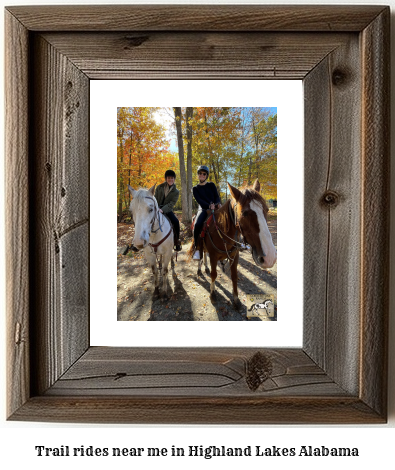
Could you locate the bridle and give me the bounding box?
[144,196,163,234]
[144,196,173,255]
[205,200,250,266]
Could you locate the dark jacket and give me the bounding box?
[154,182,179,214]
[192,182,221,210]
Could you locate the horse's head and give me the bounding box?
[127,183,157,249]
[228,179,277,269]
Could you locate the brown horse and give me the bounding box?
[187,179,276,311]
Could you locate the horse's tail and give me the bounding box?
[247,304,255,312]
[186,240,195,262]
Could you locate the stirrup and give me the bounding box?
[193,250,200,260]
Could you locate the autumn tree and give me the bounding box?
[185,107,193,222]
[118,106,277,220]
[173,107,190,224]
[117,107,178,214]
[191,107,241,198]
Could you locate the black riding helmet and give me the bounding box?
[197,165,209,180]
[165,169,176,179]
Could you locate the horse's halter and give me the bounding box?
[231,198,269,260]
[144,196,163,234]
[229,199,249,247]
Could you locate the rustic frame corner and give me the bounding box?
[5,5,390,424]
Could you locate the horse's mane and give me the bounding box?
[132,188,158,206]
[239,188,269,216]
[215,187,269,232]
[215,200,232,233]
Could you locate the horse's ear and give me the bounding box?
[228,183,243,202]
[148,183,156,196]
[252,179,260,192]
[128,185,136,197]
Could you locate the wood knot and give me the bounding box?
[15,322,22,344]
[246,351,273,391]
[332,68,349,87]
[123,35,149,49]
[61,187,66,197]
[114,372,127,381]
[321,190,340,208]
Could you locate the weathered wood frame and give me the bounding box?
[5,5,390,423]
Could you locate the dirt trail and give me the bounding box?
[117,216,277,321]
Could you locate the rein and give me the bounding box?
[149,225,173,253]
[145,196,163,234]
[143,195,175,260]
[206,201,248,266]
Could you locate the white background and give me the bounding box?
[1,0,394,469]
[90,80,303,347]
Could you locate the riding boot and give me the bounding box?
[174,240,182,251]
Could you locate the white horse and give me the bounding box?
[128,184,174,299]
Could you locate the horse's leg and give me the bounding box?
[197,257,203,276]
[230,252,243,311]
[171,252,175,269]
[161,245,173,299]
[209,256,218,300]
[220,259,227,273]
[145,251,160,298]
[204,252,210,274]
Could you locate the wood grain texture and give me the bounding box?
[42,32,351,80]
[6,5,386,32]
[5,5,389,424]
[360,9,390,418]
[5,10,30,418]
[9,396,383,424]
[29,34,90,395]
[304,36,362,395]
[46,347,345,397]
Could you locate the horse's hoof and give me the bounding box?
[233,299,243,312]
[210,291,217,301]
[161,292,169,300]
[205,267,210,275]
[197,269,202,276]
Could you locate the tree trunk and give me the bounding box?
[186,107,193,222]
[118,127,124,217]
[173,107,189,224]
[247,154,252,186]
[252,118,260,181]
[128,127,133,206]
[203,110,220,185]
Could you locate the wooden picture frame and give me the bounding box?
[5,5,389,424]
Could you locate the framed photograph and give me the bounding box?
[5,5,389,423]
[91,81,303,347]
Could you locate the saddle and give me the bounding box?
[163,213,172,226]
[162,212,182,252]
[191,210,212,239]
[200,214,213,238]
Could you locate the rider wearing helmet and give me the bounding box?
[192,165,222,260]
[154,169,182,251]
